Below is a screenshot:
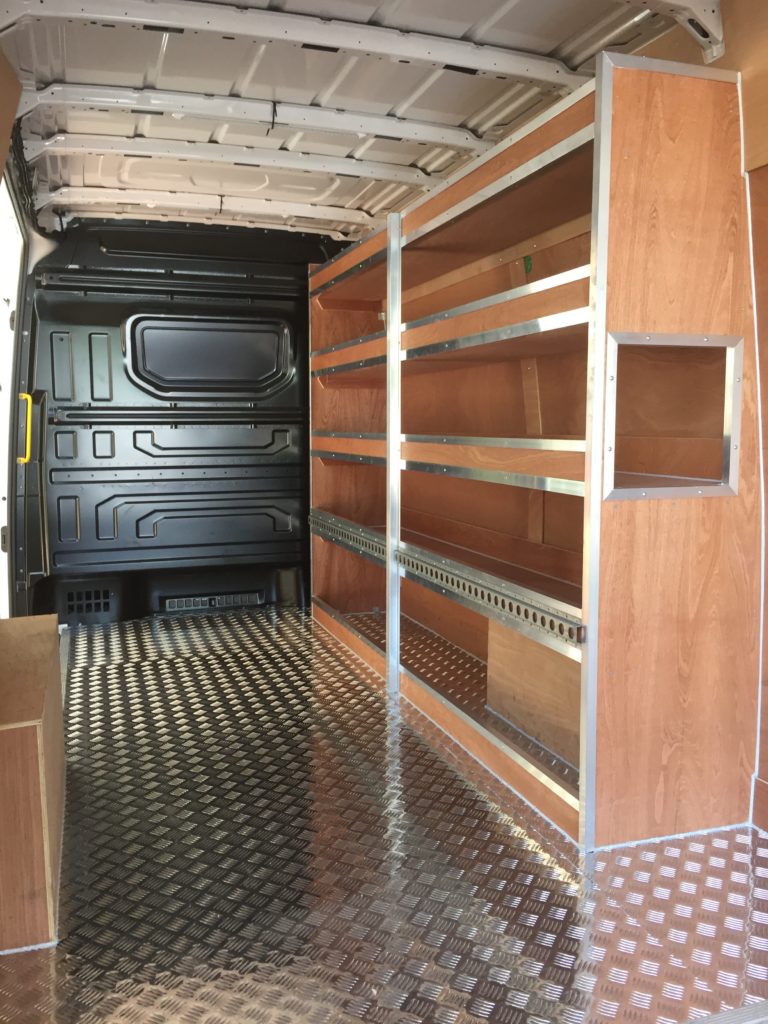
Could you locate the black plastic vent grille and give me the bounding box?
[164,591,265,613]
[67,589,111,616]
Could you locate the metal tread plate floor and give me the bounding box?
[0,608,766,1023]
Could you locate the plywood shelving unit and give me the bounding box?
[308,54,762,850]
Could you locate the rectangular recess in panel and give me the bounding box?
[93,431,115,459]
[57,496,80,542]
[50,332,74,400]
[603,332,743,500]
[54,431,77,460]
[89,333,113,401]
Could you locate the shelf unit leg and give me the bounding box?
[386,211,402,699]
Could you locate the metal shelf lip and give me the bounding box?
[401,265,591,332]
[309,247,387,299]
[401,124,595,249]
[311,354,387,379]
[402,434,586,452]
[396,538,584,657]
[311,329,385,359]
[311,450,386,467]
[401,307,590,362]
[313,431,386,440]
[401,666,580,807]
[309,509,386,565]
[401,460,584,497]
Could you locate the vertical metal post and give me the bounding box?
[386,211,402,698]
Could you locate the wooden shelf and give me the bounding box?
[401,436,585,489]
[311,432,386,465]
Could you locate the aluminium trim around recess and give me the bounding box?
[400,667,580,811]
[603,331,744,501]
[401,124,595,248]
[401,461,584,497]
[397,539,584,659]
[309,245,387,299]
[402,264,591,332]
[309,510,386,566]
[402,434,586,452]
[401,306,590,362]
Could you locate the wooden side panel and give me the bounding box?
[311,377,386,435]
[592,70,761,846]
[0,726,50,951]
[639,0,768,173]
[311,334,386,371]
[401,579,489,662]
[0,51,20,178]
[310,298,383,352]
[312,458,385,525]
[487,622,580,767]
[40,655,65,937]
[311,537,385,614]
[402,362,527,438]
[312,436,386,461]
[401,441,584,481]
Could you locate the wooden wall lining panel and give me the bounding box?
[311,458,385,525]
[487,621,580,767]
[309,230,386,292]
[310,299,383,352]
[401,442,584,481]
[593,69,761,846]
[311,537,385,614]
[311,377,386,435]
[0,51,20,178]
[401,579,489,662]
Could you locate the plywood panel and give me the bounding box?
[401,579,488,661]
[312,435,386,462]
[312,601,386,679]
[592,69,760,846]
[40,652,65,934]
[0,51,20,178]
[311,537,385,614]
[311,458,385,525]
[311,377,386,435]
[639,0,768,172]
[402,362,527,438]
[487,621,580,767]
[0,726,50,951]
[310,299,383,352]
[311,334,386,372]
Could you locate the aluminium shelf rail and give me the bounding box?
[310,507,585,659]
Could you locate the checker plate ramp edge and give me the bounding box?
[1,607,767,1024]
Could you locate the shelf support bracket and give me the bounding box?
[622,1,724,62]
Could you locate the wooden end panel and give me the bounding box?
[309,230,386,293]
[0,725,51,951]
[40,647,65,937]
[486,621,580,767]
[401,672,579,839]
[310,299,383,353]
[401,579,489,661]
[402,93,595,238]
[311,537,385,614]
[401,442,585,482]
[0,51,20,177]
[753,777,768,833]
[400,278,589,353]
[593,70,761,846]
[312,601,386,680]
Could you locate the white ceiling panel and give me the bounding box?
[1,0,679,237]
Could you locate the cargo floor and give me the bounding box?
[0,608,766,1024]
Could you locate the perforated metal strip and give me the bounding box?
[309,509,386,564]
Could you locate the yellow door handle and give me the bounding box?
[17,393,32,465]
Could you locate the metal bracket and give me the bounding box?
[622,1,724,62]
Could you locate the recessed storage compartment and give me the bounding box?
[604,332,743,498]
[312,458,385,529]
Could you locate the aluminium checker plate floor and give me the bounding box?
[0,608,767,1024]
